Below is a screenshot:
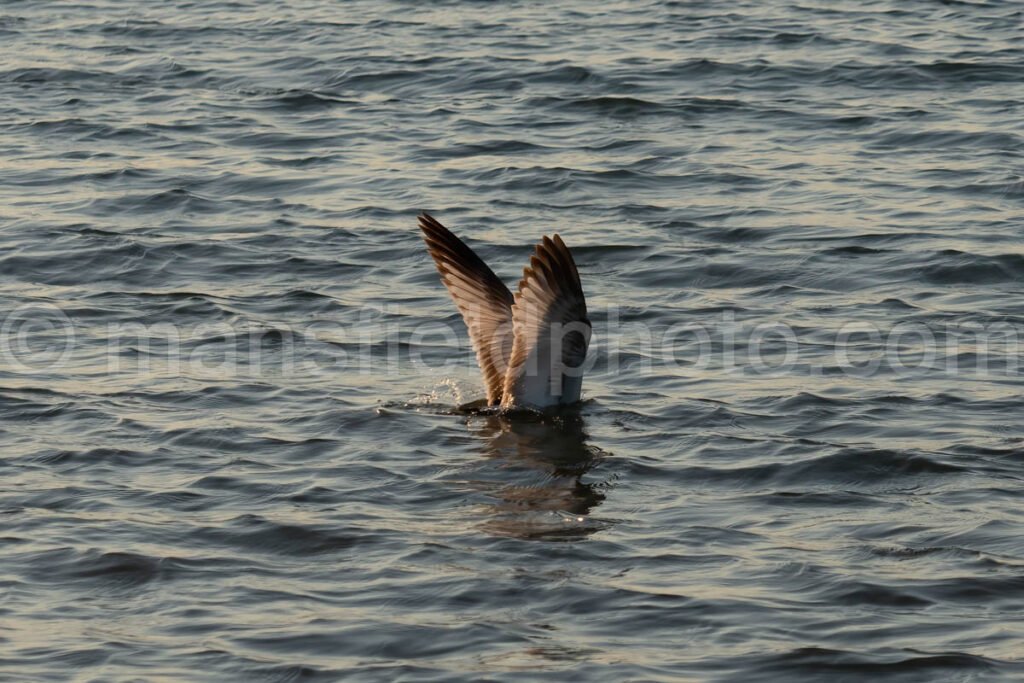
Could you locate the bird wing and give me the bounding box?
[502,234,590,409]
[419,212,514,405]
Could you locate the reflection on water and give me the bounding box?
[462,410,611,541]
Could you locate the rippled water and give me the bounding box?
[2,1,1023,680]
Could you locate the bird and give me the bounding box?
[418,212,591,411]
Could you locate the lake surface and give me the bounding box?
[2,1,1023,680]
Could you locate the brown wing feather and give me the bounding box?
[502,234,590,408]
[418,212,514,405]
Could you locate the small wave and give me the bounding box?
[411,139,550,161]
[870,129,1021,150]
[526,94,673,117]
[922,251,1024,285]
[193,514,373,557]
[682,448,963,489]
[820,245,891,256]
[27,548,165,592]
[747,647,999,681]
[262,90,353,110]
[1,67,109,83]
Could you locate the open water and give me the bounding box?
[1,1,1023,680]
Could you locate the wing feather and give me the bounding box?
[502,234,590,408]
[418,212,514,405]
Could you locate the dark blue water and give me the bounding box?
[2,1,1023,680]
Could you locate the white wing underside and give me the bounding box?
[419,213,589,409]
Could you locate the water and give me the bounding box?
[2,1,1023,680]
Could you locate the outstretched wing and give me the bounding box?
[418,212,514,405]
[502,234,590,409]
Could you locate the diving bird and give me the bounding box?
[418,212,590,410]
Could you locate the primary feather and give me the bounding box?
[419,213,514,406]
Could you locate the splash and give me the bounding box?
[408,377,481,411]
